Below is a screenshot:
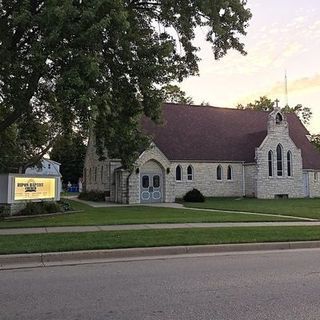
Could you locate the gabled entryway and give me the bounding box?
[140,160,164,203]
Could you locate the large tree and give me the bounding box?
[311,134,320,152]
[0,0,252,170]
[49,134,86,185]
[236,96,312,125]
[163,84,193,104]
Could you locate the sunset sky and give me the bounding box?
[181,0,320,134]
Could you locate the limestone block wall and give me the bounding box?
[83,133,121,195]
[171,162,244,199]
[308,171,320,198]
[256,133,304,199]
[114,170,130,204]
[244,164,257,197]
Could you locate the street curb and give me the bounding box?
[2,241,320,270]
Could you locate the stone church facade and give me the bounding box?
[84,103,320,203]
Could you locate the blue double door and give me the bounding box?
[140,173,163,203]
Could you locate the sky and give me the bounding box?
[180,0,320,134]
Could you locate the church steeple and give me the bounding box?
[267,99,288,134]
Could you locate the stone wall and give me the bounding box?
[83,132,121,197]
[113,170,130,204]
[171,162,244,199]
[256,110,304,198]
[308,171,320,198]
[244,164,257,197]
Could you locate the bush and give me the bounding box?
[19,201,62,216]
[0,205,10,217]
[78,191,106,202]
[42,201,61,213]
[58,200,73,212]
[183,188,205,202]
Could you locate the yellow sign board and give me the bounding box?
[14,177,56,201]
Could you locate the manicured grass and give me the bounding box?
[0,200,296,229]
[1,226,320,254]
[183,197,320,219]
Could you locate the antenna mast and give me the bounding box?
[284,70,288,106]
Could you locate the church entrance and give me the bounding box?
[140,160,164,203]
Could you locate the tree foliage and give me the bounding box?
[311,134,320,152]
[0,0,252,170]
[236,96,312,125]
[163,85,193,104]
[49,134,86,184]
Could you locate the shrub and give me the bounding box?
[78,191,106,202]
[19,201,62,216]
[58,200,73,212]
[0,205,10,217]
[41,202,61,213]
[183,188,205,202]
[20,202,44,215]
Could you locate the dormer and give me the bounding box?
[267,99,289,134]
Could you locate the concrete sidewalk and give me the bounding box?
[2,221,320,235]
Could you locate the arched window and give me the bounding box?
[101,166,104,182]
[89,168,92,183]
[94,167,97,182]
[187,165,193,181]
[268,150,273,177]
[276,144,283,176]
[176,165,182,181]
[276,113,283,124]
[227,165,232,180]
[287,151,292,176]
[217,165,222,180]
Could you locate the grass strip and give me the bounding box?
[183,197,320,219]
[1,226,320,254]
[0,201,295,229]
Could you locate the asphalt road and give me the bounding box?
[1,249,320,320]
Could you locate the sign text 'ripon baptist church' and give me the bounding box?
[14,177,56,201]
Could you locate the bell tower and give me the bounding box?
[267,99,289,134]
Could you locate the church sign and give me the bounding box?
[13,177,56,201]
[0,174,60,205]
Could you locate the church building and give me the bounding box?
[84,103,320,203]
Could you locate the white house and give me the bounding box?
[83,103,320,203]
[25,159,61,176]
[25,159,62,192]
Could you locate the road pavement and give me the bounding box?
[1,248,320,320]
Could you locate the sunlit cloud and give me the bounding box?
[235,74,320,105]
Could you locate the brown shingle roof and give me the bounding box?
[141,103,320,170]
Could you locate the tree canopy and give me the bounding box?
[163,84,193,105]
[311,134,320,152]
[49,133,86,184]
[0,0,252,170]
[236,96,312,125]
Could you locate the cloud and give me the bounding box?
[235,74,320,105]
[267,74,320,96]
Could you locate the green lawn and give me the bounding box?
[183,197,320,219]
[1,226,320,254]
[0,200,296,229]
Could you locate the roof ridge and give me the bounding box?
[163,102,270,113]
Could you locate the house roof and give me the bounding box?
[141,103,320,170]
[44,158,61,166]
